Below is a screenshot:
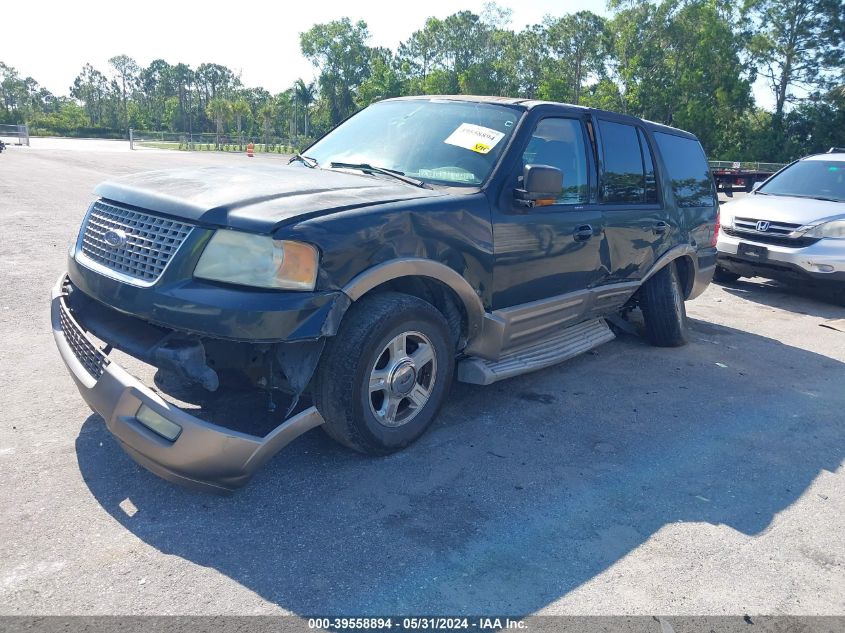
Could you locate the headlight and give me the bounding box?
[194,230,319,290]
[803,219,845,239]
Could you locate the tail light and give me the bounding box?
[711,208,720,246]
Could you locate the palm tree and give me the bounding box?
[294,79,316,138]
[231,98,252,149]
[258,100,276,148]
[205,97,231,149]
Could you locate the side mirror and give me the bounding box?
[751,181,763,191]
[515,164,562,207]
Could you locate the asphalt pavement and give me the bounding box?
[1,140,843,616]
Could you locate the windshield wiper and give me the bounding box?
[289,154,319,168]
[329,162,428,188]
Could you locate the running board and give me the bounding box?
[457,318,615,385]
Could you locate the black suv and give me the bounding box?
[52,96,717,492]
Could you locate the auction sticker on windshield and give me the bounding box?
[444,123,506,154]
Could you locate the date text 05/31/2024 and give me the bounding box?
[307,618,527,630]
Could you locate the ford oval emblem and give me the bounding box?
[103,229,128,248]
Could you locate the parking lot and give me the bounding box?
[1,139,844,616]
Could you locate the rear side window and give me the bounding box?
[653,132,715,207]
[598,120,658,204]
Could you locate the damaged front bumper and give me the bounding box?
[51,275,325,493]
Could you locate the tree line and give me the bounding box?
[1,0,842,161]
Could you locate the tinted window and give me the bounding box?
[522,118,589,204]
[599,120,646,203]
[638,128,659,203]
[758,159,845,202]
[654,132,715,207]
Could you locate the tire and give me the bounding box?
[639,261,689,347]
[713,266,741,283]
[313,292,455,455]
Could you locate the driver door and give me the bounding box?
[491,114,608,311]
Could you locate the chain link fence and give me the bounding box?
[0,124,30,145]
[129,129,299,154]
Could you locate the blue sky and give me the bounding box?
[8,0,772,108]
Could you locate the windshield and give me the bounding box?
[758,158,845,202]
[305,99,523,187]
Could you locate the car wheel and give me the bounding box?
[713,266,741,283]
[313,292,454,455]
[639,261,689,347]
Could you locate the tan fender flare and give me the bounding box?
[342,258,486,341]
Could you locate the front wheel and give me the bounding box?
[639,261,689,347]
[313,292,454,455]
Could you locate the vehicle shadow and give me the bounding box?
[716,277,845,317]
[75,319,845,614]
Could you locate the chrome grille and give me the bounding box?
[722,227,819,248]
[78,200,193,284]
[58,298,109,380]
[733,217,802,235]
[727,216,818,248]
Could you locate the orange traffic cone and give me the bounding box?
[247,142,254,158]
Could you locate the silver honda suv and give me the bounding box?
[716,148,845,286]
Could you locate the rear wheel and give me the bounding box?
[313,292,454,455]
[639,261,689,347]
[713,266,741,283]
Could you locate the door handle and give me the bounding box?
[573,224,594,241]
[653,221,669,234]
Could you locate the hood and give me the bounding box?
[722,192,845,227]
[94,163,445,232]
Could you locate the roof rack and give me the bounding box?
[828,147,845,153]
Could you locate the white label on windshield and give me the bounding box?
[444,123,505,154]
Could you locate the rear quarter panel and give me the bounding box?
[649,127,718,255]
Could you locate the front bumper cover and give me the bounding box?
[717,232,845,283]
[51,275,325,493]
